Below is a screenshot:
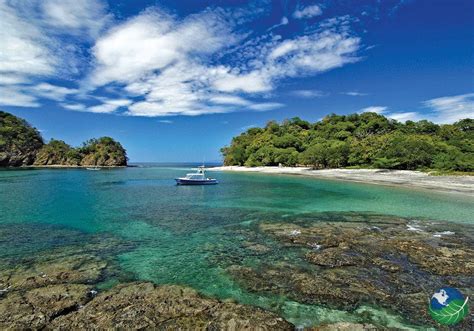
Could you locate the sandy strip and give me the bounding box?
[208,166,474,196]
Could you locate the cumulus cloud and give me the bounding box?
[85,9,360,117]
[0,2,362,116]
[89,10,236,86]
[360,106,387,114]
[293,5,323,19]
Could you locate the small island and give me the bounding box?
[0,111,127,168]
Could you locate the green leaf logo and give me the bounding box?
[429,287,469,326]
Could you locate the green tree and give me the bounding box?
[221,111,473,172]
[0,111,43,166]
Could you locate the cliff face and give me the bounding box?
[1,111,127,167]
[0,111,44,166]
[33,140,82,166]
[33,137,128,167]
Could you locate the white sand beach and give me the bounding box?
[209,166,474,195]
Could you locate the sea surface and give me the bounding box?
[1,163,473,328]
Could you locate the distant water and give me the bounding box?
[1,164,473,328]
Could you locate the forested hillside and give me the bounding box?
[0,111,127,167]
[221,113,473,172]
[0,111,44,166]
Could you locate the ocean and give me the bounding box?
[1,164,472,328]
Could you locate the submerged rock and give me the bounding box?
[48,282,292,330]
[227,217,474,327]
[0,253,107,292]
[0,284,91,329]
[308,322,378,330]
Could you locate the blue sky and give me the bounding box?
[1,0,473,162]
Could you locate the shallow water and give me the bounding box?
[1,165,473,328]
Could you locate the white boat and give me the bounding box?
[86,167,101,171]
[175,166,218,185]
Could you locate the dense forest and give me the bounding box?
[0,111,127,167]
[221,112,473,172]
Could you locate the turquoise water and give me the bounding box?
[1,165,473,328]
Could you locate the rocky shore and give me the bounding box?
[209,166,474,195]
[225,215,474,329]
[1,215,473,329]
[0,232,291,330]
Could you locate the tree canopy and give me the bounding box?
[1,111,127,167]
[0,111,44,166]
[221,113,474,172]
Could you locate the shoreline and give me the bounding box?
[209,166,474,195]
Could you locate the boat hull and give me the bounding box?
[175,178,219,185]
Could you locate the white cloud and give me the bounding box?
[41,0,111,39]
[0,0,110,81]
[386,112,422,122]
[158,120,173,124]
[212,71,272,93]
[291,90,328,98]
[85,9,361,117]
[89,10,235,86]
[423,93,474,123]
[127,101,233,117]
[0,74,29,85]
[0,86,40,107]
[33,83,78,101]
[343,91,368,96]
[88,98,132,113]
[60,103,87,111]
[360,106,387,114]
[209,95,252,106]
[0,0,111,110]
[0,82,79,107]
[293,5,323,19]
[0,2,362,117]
[248,102,284,111]
[0,1,56,77]
[267,16,289,31]
[359,94,473,124]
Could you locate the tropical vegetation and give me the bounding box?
[221,112,473,172]
[0,111,44,166]
[0,111,127,167]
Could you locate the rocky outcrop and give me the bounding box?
[33,140,81,166]
[33,137,127,167]
[48,282,292,330]
[0,238,292,330]
[0,280,291,329]
[1,111,127,167]
[227,217,474,327]
[0,284,92,329]
[0,111,43,166]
